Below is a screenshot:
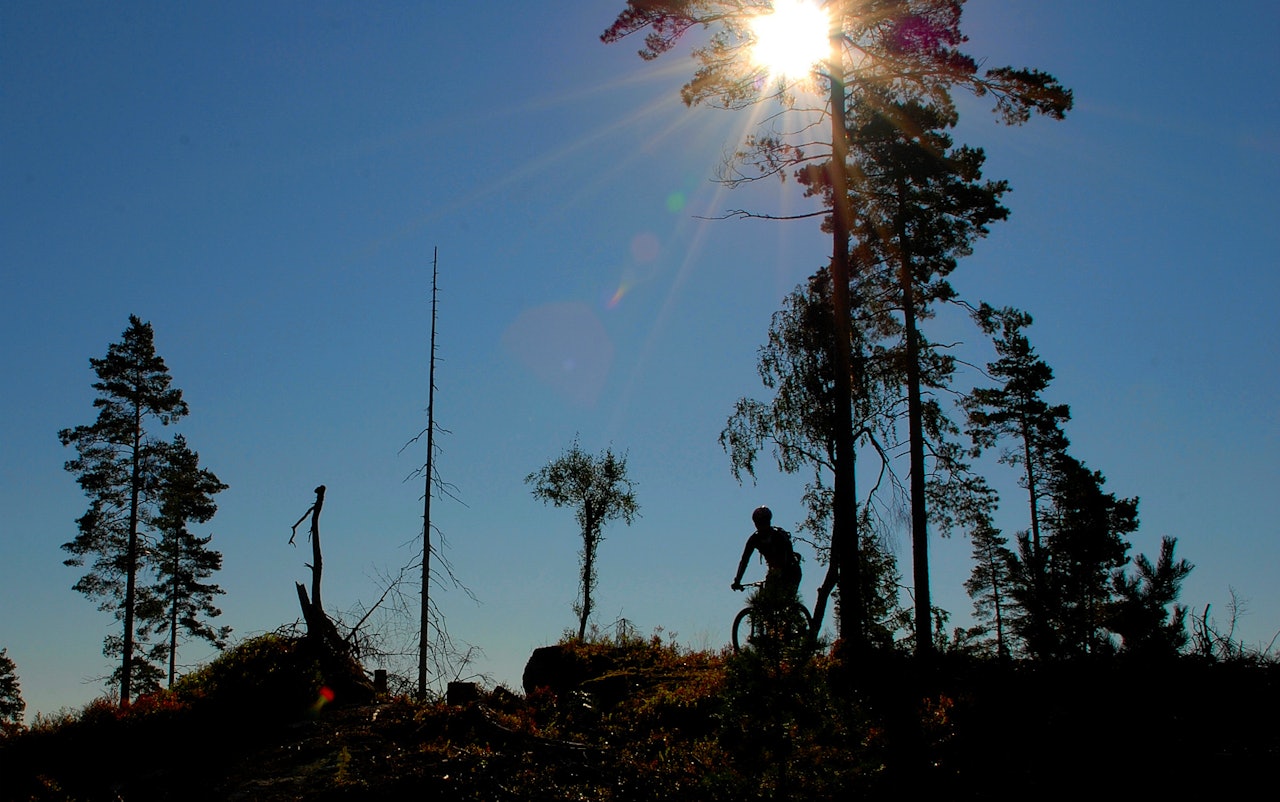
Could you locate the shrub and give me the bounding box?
[173,632,325,720]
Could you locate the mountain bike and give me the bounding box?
[731,581,814,654]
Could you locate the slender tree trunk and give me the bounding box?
[578,538,591,641]
[813,447,855,641]
[168,536,180,688]
[989,540,1009,661]
[309,486,325,613]
[418,247,439,699]
[121,415,142,706]
[1019,413,1052,657]
[825,16,864,652]
[578,517,596,641]
[898,230,933,659]
[1020,414,1042,556]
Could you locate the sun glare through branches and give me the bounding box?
[749,0,831,84]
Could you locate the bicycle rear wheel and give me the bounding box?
[785,602,813,648]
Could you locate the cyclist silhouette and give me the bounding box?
[731,506,801,603]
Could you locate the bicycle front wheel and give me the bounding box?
[731,607,752,653]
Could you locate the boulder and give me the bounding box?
[522,644,615,696]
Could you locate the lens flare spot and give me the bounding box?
[630,232,660,263]
[606,283,630,309]
[310,685,336,714]
[666,191,686,213]
[502,302,614,407]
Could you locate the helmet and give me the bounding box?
[751,506,772,526]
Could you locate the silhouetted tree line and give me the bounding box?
[958,306,1193,660]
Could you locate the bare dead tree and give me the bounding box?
[288,486,345,654]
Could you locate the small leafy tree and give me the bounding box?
[0,648,24,732]
[59,315,189,705]
[527,439,640,640]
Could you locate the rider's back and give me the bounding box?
[755,525,796,568]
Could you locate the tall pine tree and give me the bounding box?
[963,305,1070,557]
[962,306,1071,658]
[59,315,194,704]
[836,93,1011,656]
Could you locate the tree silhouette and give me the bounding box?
[142,435,230,688]
[59,315,189,705]
[964,519,1016,660]
[1044,455,1137,656]
[0,648,23,732]
[721,268,902,639]
[527,439,640,640]
[1006,454,1138,658]
[962,305,1072,659]
[837,93,1011,656]
[1109,536,1194,657]
[964,305,1071,558]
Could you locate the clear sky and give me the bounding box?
[2,1,1277,720]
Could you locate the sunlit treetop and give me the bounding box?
[602,0,1071,122]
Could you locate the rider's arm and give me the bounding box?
[732,535,757,589]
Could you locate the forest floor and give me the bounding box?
[3,635,1277,801]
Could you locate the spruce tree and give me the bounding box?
[964,520,1016,660]
[1043,454,1137,656]
[60,315,188,705]
[1006,453,1138,658]
[143,435,230,687]
[1004,530,1062,659]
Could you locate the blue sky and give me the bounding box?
[2,1,1277,720]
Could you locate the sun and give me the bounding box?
[749,0,831,82]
